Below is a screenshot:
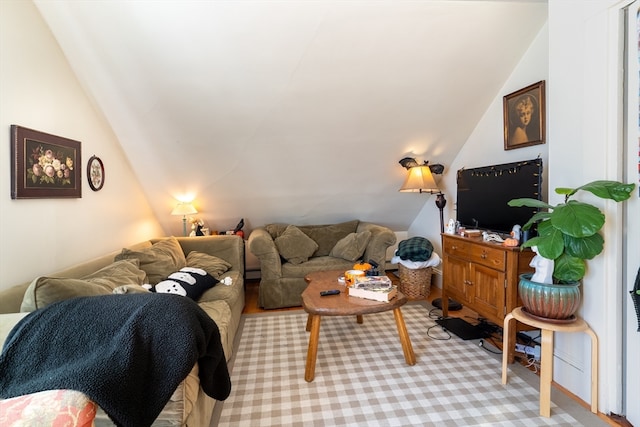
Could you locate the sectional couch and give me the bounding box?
[248,220,396,309]
[0,235,245,426]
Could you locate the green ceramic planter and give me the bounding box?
[518,273,581,320]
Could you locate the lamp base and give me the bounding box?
[432,297,462,311]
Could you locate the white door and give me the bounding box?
[623,2,640,425]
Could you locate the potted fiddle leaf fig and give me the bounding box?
[508,180,635,320]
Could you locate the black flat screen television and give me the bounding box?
[456,158,543,235]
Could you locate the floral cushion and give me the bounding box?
[0,389,96,427]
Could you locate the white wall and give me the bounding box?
[408,22,550,289]
[623,2,640,424]
[410,1,639,419]
[0,1,163,290]
[549,0,639,420]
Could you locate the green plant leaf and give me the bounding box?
[553,253,586,283]
[507,198,553,209]
[576,180,636,202]
[554,187,574,195]
[551,201,604,238]
[563,233,604,260]
[521,211,551,231]
[531,220,565,259]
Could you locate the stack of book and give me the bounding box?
[348,275,397,302]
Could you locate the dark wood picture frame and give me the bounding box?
[503,80,545,150]
[87,155,105,191]
[11,125,82,199]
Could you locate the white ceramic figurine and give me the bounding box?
[529,246,554,284]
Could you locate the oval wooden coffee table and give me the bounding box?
[301,270,416,382]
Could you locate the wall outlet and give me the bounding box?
[515,343,541,360]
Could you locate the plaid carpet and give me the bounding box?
[214,303,606,426]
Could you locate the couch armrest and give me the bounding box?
[0,283,30,314]
[247,228,282,280]
[152,235,245,277]
[357,222,396,271]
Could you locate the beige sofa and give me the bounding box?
[0,235,245,426]
[248,220,396,309]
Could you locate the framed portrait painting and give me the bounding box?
[503,80,545,150]
[11,125,82,199]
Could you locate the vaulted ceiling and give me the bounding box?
[34,0,547,234]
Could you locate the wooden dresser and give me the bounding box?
[441,233,534,326]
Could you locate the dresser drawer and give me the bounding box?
[443,238,470,258]
[468,245,505,270]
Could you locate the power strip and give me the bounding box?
[515,343,541,360]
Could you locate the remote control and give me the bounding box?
[320,289,340,296]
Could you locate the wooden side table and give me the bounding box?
[501,307,598,417]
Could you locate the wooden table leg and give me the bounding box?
[356,314,363,324]
[305,313,312,332]
[393,308,416,366]
[502,312,515,384]
[586,327,599,414]
[539,328,554,417]
[305,314,321,382]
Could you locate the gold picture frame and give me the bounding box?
[503,80,545,150]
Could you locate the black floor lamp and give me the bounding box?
[398,157,447,232]
[399,158,461,311]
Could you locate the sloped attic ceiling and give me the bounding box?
[34,0,547,235]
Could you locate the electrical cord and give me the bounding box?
[428,308,441,319]
[524,355,541,373]
[426,323,452,340]
[478,338,502,355]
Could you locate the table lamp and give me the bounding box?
[171,202,197,236]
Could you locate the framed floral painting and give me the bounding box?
[11,125,82,199]
[87,155,105,191]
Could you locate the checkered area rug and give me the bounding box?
[214,303,603,426]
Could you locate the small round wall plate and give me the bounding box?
[87,155,105,191]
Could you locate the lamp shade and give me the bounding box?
[399,166,440,193]
[171,203,197,216]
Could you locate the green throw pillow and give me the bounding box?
[274,225,319,264]
[299,220,359,256]
[114,236,186,284]
[329,231,372,262]
[186,251,232,279]
[20,259,146,312]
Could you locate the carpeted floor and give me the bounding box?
[211,302,607,427]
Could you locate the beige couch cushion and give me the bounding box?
[329,231,372,261]
[20,259,146,312]
[274,225,318,264]
[0,313,29,348]
[299,220,359,256]
[115,237,186,284]
[198,299,233,360]
[186,251,232,279]
[198,271,243,307]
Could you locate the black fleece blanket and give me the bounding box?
[0,293,231,427]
